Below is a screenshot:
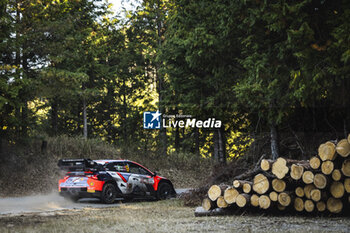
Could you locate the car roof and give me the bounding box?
[93,159,153,174]
[94,159,131,165]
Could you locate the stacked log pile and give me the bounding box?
[200,136,350,215]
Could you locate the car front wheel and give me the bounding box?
[157,183,174,200]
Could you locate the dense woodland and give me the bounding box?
[1,0,350,162]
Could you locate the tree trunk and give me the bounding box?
[213,128,226,164]
[0,130,2,154]
[51,100,58,136]
[122,78,127,143]
[270,123,280,160]
[344,118,347,140]
[213,130,219,161]
[21,50,29,138]
[195,127,200,156]
[175,126,180,152]
[83,97,87,139]
[21,101,28,137]
[155,1,167,156]
[15,0,21,139]
[218,128,226,164]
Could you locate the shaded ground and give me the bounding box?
[0,199,349,233]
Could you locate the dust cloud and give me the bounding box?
[0,192,73,215]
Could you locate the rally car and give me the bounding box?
[58,158,176,204]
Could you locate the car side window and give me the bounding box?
[105,162,128,172]
[128,163,152,176]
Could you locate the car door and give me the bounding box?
[126,162,154,196]
[104,162,133,195]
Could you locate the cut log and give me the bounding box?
[236,194,250,207]
[344,178,350,193]
[294,197,304,212]
[302,170,314,184]
[336,139,350,158]
[304,184,316,199]
[341,159,350,177]
[202,198,217,211]
[269,191,278,202]
[316,201,326,212]
[260,159,273,171]
[250,194,260,207]
[272,178,286,192]
[310,189,325,202]
[295,187,304,197]
[313,173,328,189]
[223,187,239,204]
[258,195,271,209]
[278,192,291,207]
[327,197,343,213]
[318,141,336,161]
[243,182,253,194]
[217,196,229,208]
[208,184,229,201]
[290,164,305,180]
[321,160,334,175]
[253,173,270,194]
[331,169,342,181]
[309,156,321,170]
[233,180,252,189]
[310,189,321,202]
[271,158,289,179]
[304,200,314,212]
[330,181,345,198]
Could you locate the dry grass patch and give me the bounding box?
[1,200,350,233]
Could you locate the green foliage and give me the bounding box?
[1,0,350,161]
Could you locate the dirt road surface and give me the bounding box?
[0,191,349,233]
[0,189,190,216]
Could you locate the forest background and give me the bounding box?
[1,0,350,166]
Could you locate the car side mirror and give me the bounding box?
[153,171,157,177]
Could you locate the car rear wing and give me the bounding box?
[57,158,98,171]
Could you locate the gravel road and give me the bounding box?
[0,189,191,216]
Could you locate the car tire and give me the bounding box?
[156,183,174,200]
[101,183,117,204]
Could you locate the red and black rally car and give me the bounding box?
[58,159,176,204]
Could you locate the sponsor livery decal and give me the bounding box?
[117,172,131,182]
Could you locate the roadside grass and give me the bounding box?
[0,200,349,233]
[0,135,213,196]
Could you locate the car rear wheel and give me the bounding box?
[101,183,117,204]
[157,183,174,200]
